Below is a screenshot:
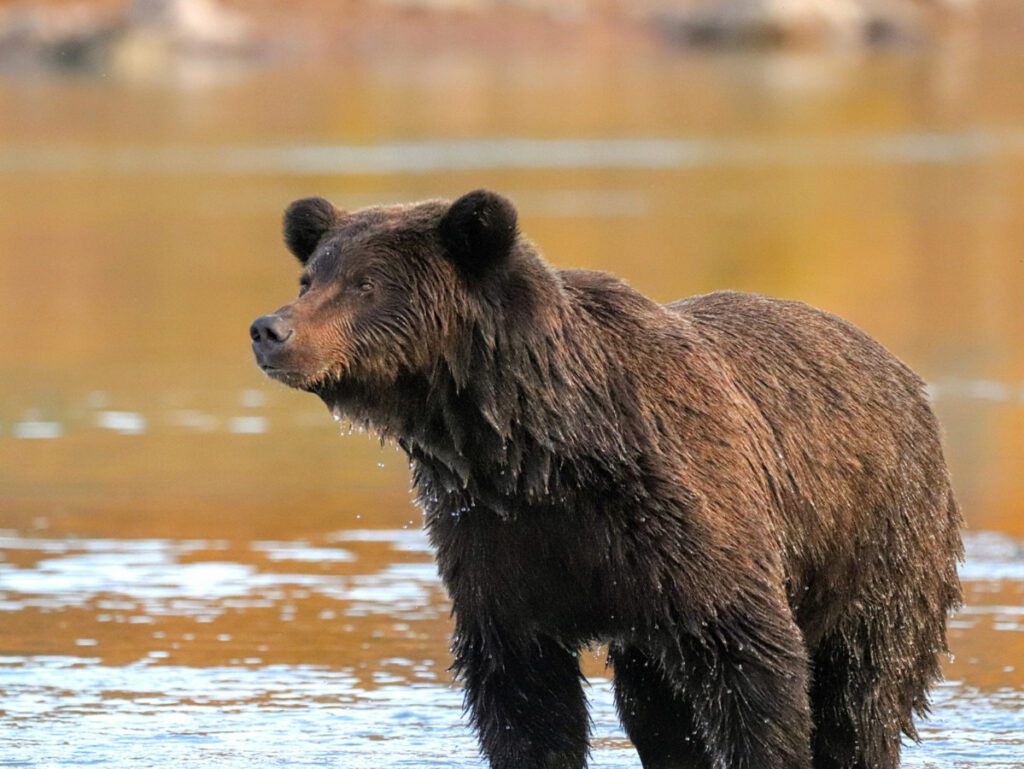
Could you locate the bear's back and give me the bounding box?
[666,290,931,451]
[665,291,956,637]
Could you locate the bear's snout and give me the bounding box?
[250,305,344,389]
[250,313,294,366]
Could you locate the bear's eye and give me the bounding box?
[356,278,376,295]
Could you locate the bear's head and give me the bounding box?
[250,190,558,432]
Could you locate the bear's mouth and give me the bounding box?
[258,364,310,389]
[259,361,345,393]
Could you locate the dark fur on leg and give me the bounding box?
[660,610,813,769]
[810,619,927,769]
[453,627,590,769]
[609,643,712,769]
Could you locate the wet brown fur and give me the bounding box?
[252,190,963,769]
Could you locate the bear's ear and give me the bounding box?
[439,190,518,274]
[283,197,338,264]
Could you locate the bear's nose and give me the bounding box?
[250,314,293,346]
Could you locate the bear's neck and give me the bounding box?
[320,270,671,519]
[403,300,657,519]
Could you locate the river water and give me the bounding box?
[1,27,1023,769]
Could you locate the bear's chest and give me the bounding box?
[426,500,615,639]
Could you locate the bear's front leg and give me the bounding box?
[452,626,589,769]
[609,642,712,769]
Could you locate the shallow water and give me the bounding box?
[0,526,1022,767]
[2,18,1024,768]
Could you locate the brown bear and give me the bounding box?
[251,190,962,769]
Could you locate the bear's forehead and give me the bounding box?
[337,202,445,241]
[308,201,446,273]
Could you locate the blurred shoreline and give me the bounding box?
[0,0,1004,80]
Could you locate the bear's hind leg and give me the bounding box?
[809,613,945,769]
[609,643,712,769]
[662,608,813,769]
[810,627,901,769]
[809,500,959,769]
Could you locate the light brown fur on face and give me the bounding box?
[254,199,464,391]
[252,189,963,769]
[256,285,351,389]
